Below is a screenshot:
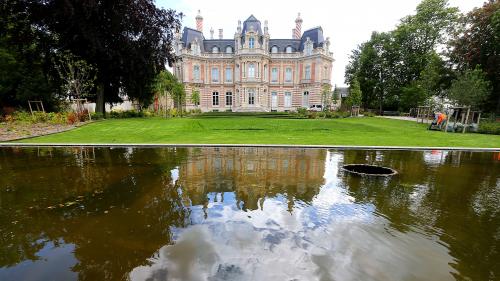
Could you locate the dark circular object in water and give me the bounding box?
[342,164,397,176]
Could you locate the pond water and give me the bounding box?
[0,147,499,281]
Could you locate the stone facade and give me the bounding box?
[173,13,334,112]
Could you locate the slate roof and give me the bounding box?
[242,15,262,35]
[269,39,301,52]
[180,16,326,54]
[203,40,235,53]
[301,27,325,49]
[181,27,205,52]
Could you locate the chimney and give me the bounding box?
[218,29,223,39]
[294,13,303,39]
[292,28,296,39]
[195,10,203,32]
[210,27,214,39]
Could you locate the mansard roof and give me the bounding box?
[242,14,262,35]
[268,39,301,52]
[300,27,325,49]
[203,39,235,52]
[181,27,205,52]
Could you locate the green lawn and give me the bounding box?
[14,115,500,147]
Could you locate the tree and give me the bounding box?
[190,89,200,107]
[321,84,332,111]
[346,78,362,108]
[24,0,182,114]
[448,66,491,109]
[449,0,500,113]
[345,0,460,113]
[153,70,185,117]
[53,52,96,100]
[0,0,57,110]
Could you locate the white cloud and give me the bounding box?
[157,0,484,87]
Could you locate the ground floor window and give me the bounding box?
[284,92,292,107]
[212,92,219,106]
[303,91,309,108]
[271,92,278,108]
[248,92,255,105]
[226,92,233,106]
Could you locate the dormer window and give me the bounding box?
[271,46,278,53]
[304,37,313,56]
[286,46,293,53]
[249,37,255,49]
[225,46,233,53]
[212,46,219,53]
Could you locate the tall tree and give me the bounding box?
[448,66,492,109]
[449,0,500,113]
[26,0,182,114]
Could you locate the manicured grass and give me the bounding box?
[14,115,500,147]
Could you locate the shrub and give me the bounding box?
[307,111,318,119]
[67,112,78,124]
[91,112,104,120]
[12,111,34,123]
[477,121,500,135]
[363,111,376,117]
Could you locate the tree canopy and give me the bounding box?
[0,0,182,113]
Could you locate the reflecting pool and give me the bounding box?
[0,147,499,280]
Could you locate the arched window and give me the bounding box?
[212,46,219,53]
[225,46,232,53]
[271,46,278,53]
[249,37,255,49]
[286,46,293,53]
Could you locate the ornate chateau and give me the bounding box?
[173,12,334,112]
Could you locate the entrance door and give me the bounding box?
[248,91,255,105]
[271,92,278,108]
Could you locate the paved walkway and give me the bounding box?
[379,116,419,122]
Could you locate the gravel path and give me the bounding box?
[0,122,88,142]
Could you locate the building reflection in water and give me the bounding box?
[0,147,498,281]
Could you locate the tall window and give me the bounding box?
[303,91,309,107]
[305,65,311,80]
[211,67,219,82]
[193,65,200,81]
[284,92,292,107]
[226,92,233,106]
[271,92,278,108]
[226,46,232,53]
[285,67,292,82]
[271,68,278,82]
[249,37,255,49]
[248,63,255,78]
[212,92,219,106]
[271,46,278,53]
[225,67,232,82]
[286,46,293,53]
[212,46,219,53]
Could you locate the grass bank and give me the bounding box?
[11,114,500,148]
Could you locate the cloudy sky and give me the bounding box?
[157,0,485,86]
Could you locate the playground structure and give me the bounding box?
[28,100,45,116]
[350,105,360,117]
[443,107,481,134]
[416,106,433,124]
